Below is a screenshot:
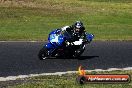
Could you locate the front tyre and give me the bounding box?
[38,47,49,60]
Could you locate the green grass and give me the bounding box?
[8,70,132,88]
[0,0,132,40]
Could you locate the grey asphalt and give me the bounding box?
[0,41,132,77]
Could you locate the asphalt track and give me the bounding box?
[0,41,132,77]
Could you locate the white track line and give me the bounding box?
[0,67,132,81]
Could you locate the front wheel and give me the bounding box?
[38,47,49,60]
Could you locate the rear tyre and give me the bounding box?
[74,49,85,58]
[72,44,85,58]
[38,47,48,60]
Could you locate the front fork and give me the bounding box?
[45,42,57,57]
[45,48,57,57]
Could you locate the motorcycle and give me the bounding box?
[38,29,94,60]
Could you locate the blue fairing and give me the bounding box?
[86,33,94,42]
[46,29,65,49]
[45,42,55,49]
[57,34,65,45]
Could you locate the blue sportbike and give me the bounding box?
[38,29,94,60]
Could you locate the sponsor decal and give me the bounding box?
[76,65,131,84]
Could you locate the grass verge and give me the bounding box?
[0,0,132,41]
[0,70,131,88]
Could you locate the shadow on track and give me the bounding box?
[77,56,99,60]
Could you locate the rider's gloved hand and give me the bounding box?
[65,40,74,46]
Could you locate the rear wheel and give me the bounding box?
[74,48,85,58]
[38,47,49,60]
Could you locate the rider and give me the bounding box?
[48,21,93,56]
[61,21,87,43]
